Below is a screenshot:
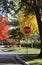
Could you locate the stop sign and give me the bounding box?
[23,26,31,34]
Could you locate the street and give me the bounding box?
[0,54,22,65]
[0,47,23,65]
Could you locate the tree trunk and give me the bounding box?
[33,5,42,57]
[18,39,21,48]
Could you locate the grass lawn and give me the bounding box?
[20,54,42,65]
[4,47,40,53]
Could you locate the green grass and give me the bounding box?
[4,47,40,53]
[20,54,42,65]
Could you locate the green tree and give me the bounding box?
[8,27,25,48]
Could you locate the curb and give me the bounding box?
[15,55,29,65]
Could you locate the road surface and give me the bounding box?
[0,55,23,65]
[0,47,23,65]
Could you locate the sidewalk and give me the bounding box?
[0,46,40,54]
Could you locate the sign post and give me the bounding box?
[23,26,31,54]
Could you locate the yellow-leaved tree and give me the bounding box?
[18,11,39,37]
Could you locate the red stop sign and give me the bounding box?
[23,26,31,34]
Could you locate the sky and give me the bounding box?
[0,0,13,16]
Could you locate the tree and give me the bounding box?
[18,11,38,35]
[33,0,42,57]
[8,28,25,47]
[19,0,42,57]
[0,16,10,42]
[0,0,21,19]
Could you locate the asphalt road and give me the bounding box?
[0,55,22,65]
[0,46,22,65]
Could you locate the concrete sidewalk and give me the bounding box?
[0,46,39,55]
